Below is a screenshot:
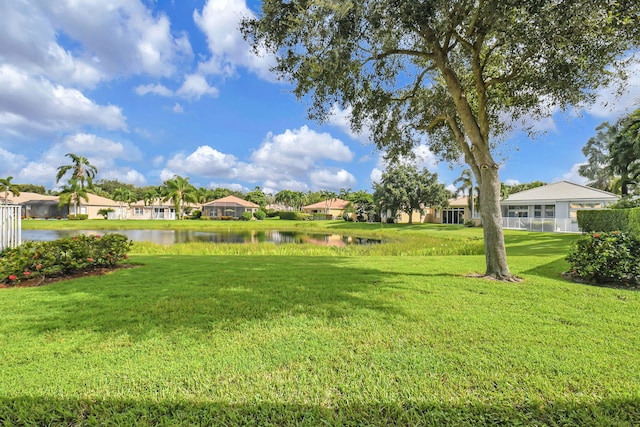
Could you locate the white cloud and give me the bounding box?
[585,60,640,119]
[0,65,126,137]
[328,105,373,143]
[412,144,439,171]
[135,83,173,97]
[553,163,588,185]
[172,103,184,113]
[166,146,237,177]
[370,167,383,185]
[176,74,219,99]
[100,168,147,186]
[504,178,521,186]
[193,0,276,81]
[207,181,247,193]
[16,162,58,185]
[252,126,354,174]
[309,169,357,190]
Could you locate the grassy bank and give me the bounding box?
[3,224,639,425]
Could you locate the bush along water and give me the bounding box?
[566,231,640,287]
[0,234,132,286]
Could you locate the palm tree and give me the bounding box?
[143,188,159,219]
[578,122,618,192]
[453,169,476,215]
[113,187,134,219]
[56,153,98,190]
[162,175,197,220]
[58,178,89,216]
[319,189,338,214]
[0,176,20,204]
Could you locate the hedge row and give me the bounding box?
[278,211,311,220]
[577,208,640,233]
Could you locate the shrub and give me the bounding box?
[97,208,115,219]
[464,220,475,227]
[190,210,202,219]
[240,211,253,221]
[0,234,132,286]
[67,214,89,220]
[278,211,311,220]
[566,231,640,287]
[265,209,279,218]
[253,210,267,220]
[577,208,640,234]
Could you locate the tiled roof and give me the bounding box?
[502,181,620,203]
[303,198,350,210]
[204,195,259,208]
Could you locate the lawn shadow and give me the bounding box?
[24,256,413,339]
[1,395,638,426]
[520,257,572,281]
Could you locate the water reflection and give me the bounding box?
[21,229,381,246]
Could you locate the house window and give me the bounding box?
[442,208,465,224]
[79,206,87,214]
[134,207,143,215]
[507,205,528,217]
[544,205,555,218]
[534,205,542,218]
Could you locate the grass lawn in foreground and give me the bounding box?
[1,225,639,425]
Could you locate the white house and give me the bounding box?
[500,181,620,232]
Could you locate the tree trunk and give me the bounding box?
[477,166,512,279]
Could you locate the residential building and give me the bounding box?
[203,195,259,219]
[500,181,620,232]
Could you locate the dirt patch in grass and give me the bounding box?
[0,264,138,289]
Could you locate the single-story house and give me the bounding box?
[6,192,67,219]
[500,180,620,232]
[202,195,259,219]
[427,196,481,225]
[302,198,350,219]
[6,192,121,219]
[380,208,425,224]
[127,197,198,220]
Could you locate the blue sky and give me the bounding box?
[0,0,638,195]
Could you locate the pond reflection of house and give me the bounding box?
[202,195,259,219]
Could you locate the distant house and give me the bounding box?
[380,208,424,224]
[428,196,481,225]
[500,181,620,232]
[7,192,121,219]
[202,195,259,219]
[6,192,66,219]
[127,198,188,220]
[302,198,350,219]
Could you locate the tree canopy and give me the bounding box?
[374,164,450,224]
[244,0,639,279]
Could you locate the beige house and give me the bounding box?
[202,195,259,219]
[428,196,480,225]
[6,192,121,219]
[302,198,350,219]
[127,198,186,220]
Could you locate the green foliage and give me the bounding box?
[577,208,640,233]
[245,186,268,208]
[190,209,202,219]
[279,211,311,220]
[566,232,640,287]
[253,210,267,220]
[610,196,640,209]
[97,208,115,219]
[240,211,253,221]
[0,234,132,285]
[67,214,89,220]
[374,164,451,224]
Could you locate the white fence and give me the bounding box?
[1,205,22,250]
[502,217,580,233]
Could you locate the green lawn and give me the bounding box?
[2,222,639,425]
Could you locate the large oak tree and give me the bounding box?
[244,0,639,279]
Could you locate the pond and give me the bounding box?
[21,229,382,247]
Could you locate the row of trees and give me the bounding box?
[579,107,640,198]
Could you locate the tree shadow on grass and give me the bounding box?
[1,396,639,426]
[520,257,572,281]
[22,256,413,339]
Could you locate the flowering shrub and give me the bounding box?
[566,231,640,287]
[0,234,132,286]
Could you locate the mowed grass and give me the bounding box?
[2,225,640,425]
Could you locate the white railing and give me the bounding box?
[502,217,580,233]
[1,205,22,250]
